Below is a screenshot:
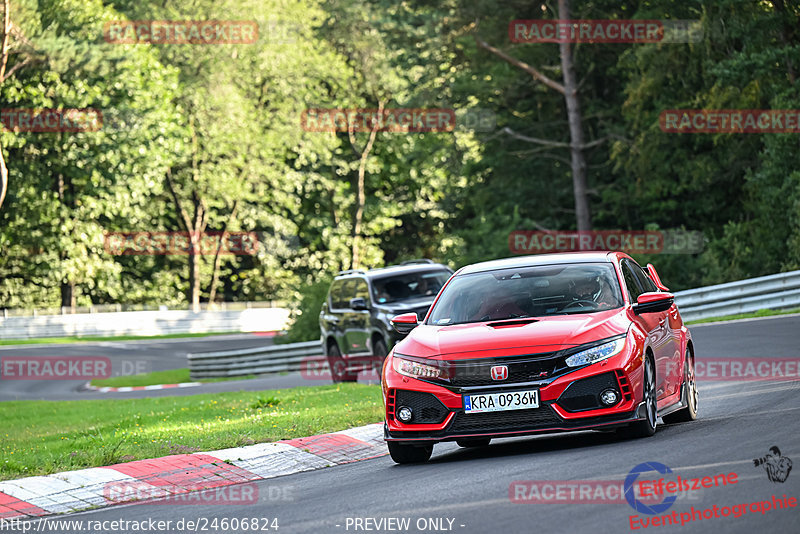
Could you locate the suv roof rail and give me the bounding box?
[336,269,366,276]
[399,259,434,265]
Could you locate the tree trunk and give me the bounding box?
[165,165,206,313]
[56,170,76,311]
[475,4,593,232]
[0,145,7,211]
[60,281,76,311]
[774,0,796,85]
[207,201,238,305]
[558,0,591,231]
[188,235,201,311]
[0,0,11,211]
[349,100,383,270]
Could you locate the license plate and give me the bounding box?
[463,389,539,414]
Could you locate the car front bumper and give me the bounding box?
[382,347,646,444]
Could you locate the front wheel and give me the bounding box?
[327,343,358,383]
[372,338,388,370]
[663,349,698,424]
[617,355,657,439]
[387,442,433,464]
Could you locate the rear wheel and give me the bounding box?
[456,439,491,448]
[387,442,433,464]
[327,343,358,383]
[663,348,698,424]
[617,355,657,439]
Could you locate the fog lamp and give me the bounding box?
[397,406,413,422]
[600,389,619,406]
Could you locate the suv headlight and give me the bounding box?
[565,337,626,367]
[392,356,449,379]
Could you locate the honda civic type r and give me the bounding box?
[381,252,698,464]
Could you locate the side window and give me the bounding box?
[631,262,658,293]
[328,281,345,309]
[353,279,370,305]
[329,280,356,309]
[621,261,645,302]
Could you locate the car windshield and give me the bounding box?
[371,270,451,304]
[427,263,623,325]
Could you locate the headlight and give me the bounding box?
[565,338,626,367]
[392,356,449,379]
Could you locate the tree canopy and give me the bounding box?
[0,0,797,313]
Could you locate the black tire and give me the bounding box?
[388,442,434,464]
[663,349,698,424]
[372,338,388,370]
[617,355,657,439]
[456,439,491,448]
[327,343,358,383]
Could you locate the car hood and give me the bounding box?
[394,309,630,360]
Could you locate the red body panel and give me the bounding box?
[381,252,693,443]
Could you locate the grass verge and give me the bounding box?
[89,368,256,388]
[0,383,382,481]
[687,307,800,325]
[0,331,250,346]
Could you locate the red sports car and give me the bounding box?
[381,252,698,463]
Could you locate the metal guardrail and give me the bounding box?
[0,308,290,340]
[673,270,800,322]
[1,300,285,318]
[188,270,800,378]
[188,340,325,380]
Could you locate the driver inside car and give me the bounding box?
[568,275,618,308]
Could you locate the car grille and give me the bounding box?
[445,353,566,387]
[448,404,563,433]
[557,372,620,412]
[395,389,449,424]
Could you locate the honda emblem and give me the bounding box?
[490,365,508,381]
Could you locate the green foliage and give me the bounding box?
[0,0,798,311]
[277,275,334,344]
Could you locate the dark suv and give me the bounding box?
[319,259,453,382]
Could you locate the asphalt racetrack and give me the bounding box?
[9,314,800,533]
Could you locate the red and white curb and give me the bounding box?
[0,423,385,520]
[83,382,202,393]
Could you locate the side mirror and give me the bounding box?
[349,297,368,311]
[646,263,669,291]
[391,312,419,335]
[633,292,674,315]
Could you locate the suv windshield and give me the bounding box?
[372,270,451,304]
[428,263,623,325]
